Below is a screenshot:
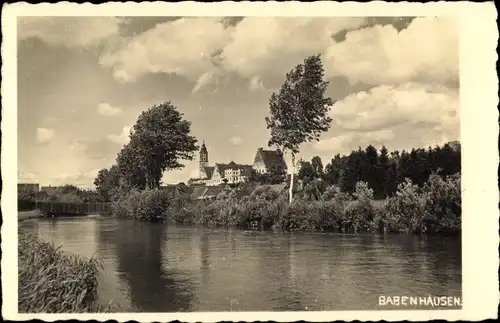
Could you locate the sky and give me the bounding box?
[17,16,459,188]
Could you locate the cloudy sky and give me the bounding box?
[17,16,459,188]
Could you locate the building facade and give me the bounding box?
[190,142,287,186]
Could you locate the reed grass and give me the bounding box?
[18,231,113,313]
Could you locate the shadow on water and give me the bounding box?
[96,220,194,312]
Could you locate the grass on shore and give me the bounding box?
[18,231,113,313]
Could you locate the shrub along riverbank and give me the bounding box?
[112,173,461,235]
[18,231,113,313]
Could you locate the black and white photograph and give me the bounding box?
[2,2,498,321]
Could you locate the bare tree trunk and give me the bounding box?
[289,153,295,204]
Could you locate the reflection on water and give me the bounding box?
[20,218,462,312]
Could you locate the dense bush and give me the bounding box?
[115,172,461,235]
[375,179,427,233]
[112,189,171,221]
[375,174,461,234]
[18,232,112,313]
[171,173,461,234]
[422,173,461,233]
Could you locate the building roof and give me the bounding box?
[191,186,208,199]
[203,166,215,179]
[254,148,287,170]
[203,187,224,199]
[200,141,208,154]
[177,185,196,196]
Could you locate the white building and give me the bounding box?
[190,142,287,186]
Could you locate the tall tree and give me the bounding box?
[324,154,342,185]
[297,160,316,185]
[94,165,122,202]
[364,145,379,188]
[377,146,390,198]
[117,142,147,190]
[118,102,198,190]
[311,156,324,178]
[265,54,334,203]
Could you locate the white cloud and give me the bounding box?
[38,16,457,92]
[69,139,88,151]
[99,17,229,85]
[18,171,38,182]
[220,17,366,81]
[49,168,102,188]
[99,17,367,90]
[18,17,125,48]
[192,71,221,94]
[106,126,132,145]
[315,82,459,153]
[36,127,55,144]
[249,76,265,91]
[229,136,243,145]
[97,103,123,116]
[323,17,458,85]
[315,129,395,153]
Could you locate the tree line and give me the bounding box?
[297,141,461,199]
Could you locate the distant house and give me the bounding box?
[18,183,40,194]
[203,187,225,200]
[190,142,287,186]
[252,147,287,175]
[190,186,209,200]
[160,184,196,199]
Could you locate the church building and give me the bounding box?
[189,141,287,186]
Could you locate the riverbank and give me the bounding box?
[112,173,461,235]
[18,209,43,222]
[18,228,114,312]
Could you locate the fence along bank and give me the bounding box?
[18,200,112,216]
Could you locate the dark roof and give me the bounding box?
[214,163,233,178]
[191,187,208,199]
[203,166,215,178]
[237,164,253,170]
[254,148,287,170]
[200,141,208,154]
[204,188,224,199]
[177,185,195,195]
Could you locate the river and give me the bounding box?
[19,217,462,312]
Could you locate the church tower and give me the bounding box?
[199,141,209,178]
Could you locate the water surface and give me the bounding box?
[20,217,462,312]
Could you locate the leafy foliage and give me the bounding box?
[94,166,122,202]
[265,54,334,202]
[112,189,172,221]
[323,142,461,199]
[116,102,198,190]
[265,54,333,154]
[162,172,460,234]
[248,162,287,185]
[18,232,113,313]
